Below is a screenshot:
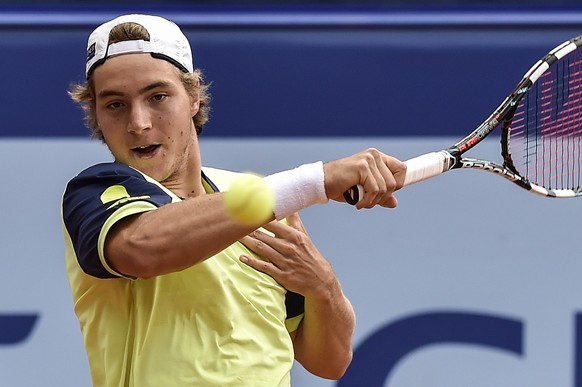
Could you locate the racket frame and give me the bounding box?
[343,35,582,204]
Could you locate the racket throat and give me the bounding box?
[445,147,462,170]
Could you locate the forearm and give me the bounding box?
[106,192,269,278]
[293,280,356,380]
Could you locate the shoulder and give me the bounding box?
[74,162,144,180]
[67,162,169,194]
[63,162,177,211]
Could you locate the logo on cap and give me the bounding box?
[87,43,96,62]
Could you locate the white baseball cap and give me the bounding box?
[85,14,193,78]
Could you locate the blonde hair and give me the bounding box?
[69,22,211,140]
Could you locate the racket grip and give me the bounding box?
[343,150,451,205]
[403,151,450,187]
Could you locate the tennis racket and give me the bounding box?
[344,35,582,204]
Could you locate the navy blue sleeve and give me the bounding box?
[62,162,173,278]
[285,290,305,319]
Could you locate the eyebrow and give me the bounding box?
[97,81,174,99]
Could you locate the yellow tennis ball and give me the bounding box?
[224,174,275,225]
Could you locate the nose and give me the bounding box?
[127,103,151,134]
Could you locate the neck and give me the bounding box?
[161,167,206,199]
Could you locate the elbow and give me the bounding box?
[106,237,167,279]
[305,349,353,381]
[104,215,166,279]
[124,258,160,280]
[325,350,353,380]
[107,250,159,280]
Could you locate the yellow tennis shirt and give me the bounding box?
[61,163,305,387]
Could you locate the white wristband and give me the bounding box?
[264,161,329,220]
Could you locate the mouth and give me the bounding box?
[131,144,161,157]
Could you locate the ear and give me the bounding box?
[190,97,200,117]
[190,76,201,117]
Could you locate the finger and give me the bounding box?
[367,154,399,208]
[238,234,257,247]
[262,212,307,235]
[384,154,407,189]
[240,229,290,267]
[357,149,393,209]
[359,151,406,209]
[239,254,280,276]
[375,154,405,208]
[360,168,387,209]
[378,194,399,208]
[284,212,307,234]
[260,217,305,241]
[258,219,287,237]
[239,232,279,258]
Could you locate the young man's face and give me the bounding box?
[92,53,200,184]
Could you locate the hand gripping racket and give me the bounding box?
[345,35,582,204]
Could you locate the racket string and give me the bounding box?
[510,48,582,191]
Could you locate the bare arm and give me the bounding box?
[105,192,271,278]
[291,277,355,379]
[239,213,356,379]
[106,148,405,279]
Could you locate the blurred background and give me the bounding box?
[1,1,582,386]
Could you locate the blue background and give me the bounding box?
[2,6,582,138]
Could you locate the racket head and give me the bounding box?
[501,35,582,197]
[344,36,582,204]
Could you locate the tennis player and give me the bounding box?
[61,14,405,387]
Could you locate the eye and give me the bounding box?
[106,101,124,110]
[151,93,168,103]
